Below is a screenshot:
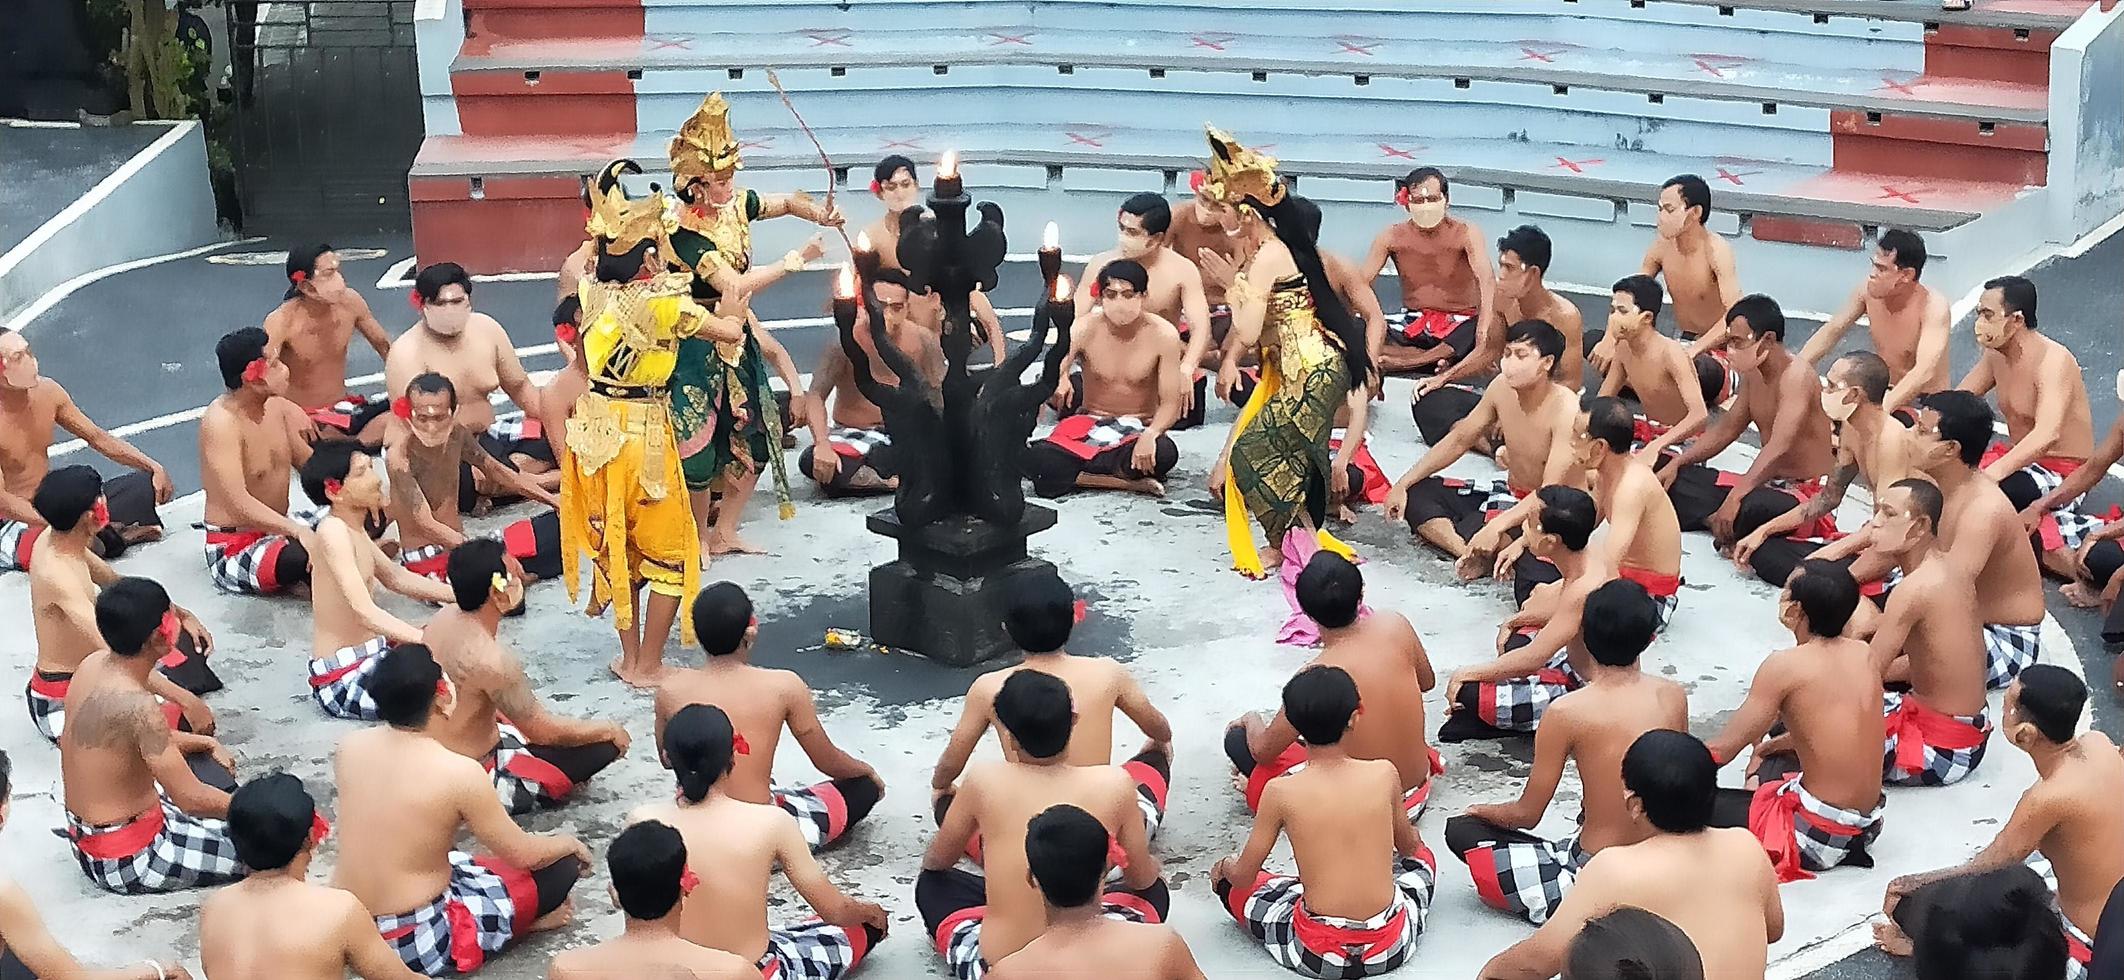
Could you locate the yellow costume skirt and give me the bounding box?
[1222,357,1357,579]
[559,394,700,641]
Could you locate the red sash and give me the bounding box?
[1400,309,1475,342]
[512,418,544,442]
[484,719,576,801]
[11,524,42,569]
[501,519,539,561]
[1981,443,2086,479]
[1044,415,1140,461]
[403,549,449,579]
[205,528,269,554]
[1293,901,1410,960]
[1632,416,1670,446]
[1886,696,1987,775]
[70,805,166,861]
[1747,775,1820,883]
[1329,437,1391,504]
[308,654,373,690]
[1618,564,1681,598]
[307,406,353,430]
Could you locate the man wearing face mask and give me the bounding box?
[382,373,561,584]
[1960,275,2097,516]
[2019,369,2124,612]
[1595,276,1711,466]
[1795,230,1951,418]
[1588,177,1743,403]
[1386,321,1581,567]
[1171,171,1245,380]
[1413,226,1584,448]
[1359,168,1493,377]
[299,441,453,720]
[1035,260,1185,498]
[801,271,944,497]
[199,328,319,595]
[1505,397,1684,618]
[0,327,174,573]
[1866,479,1995,785]
[1735,351,1924,591]
[263,244,395,440]
[1073,194,1213,428]
[385,263,560,505]
[1659,295,1837,545]
[862,154,921,273]
[1702,559,1886,881]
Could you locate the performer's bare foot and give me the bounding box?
[530,899,575,933]
[709,534,767,556]
[609,660,660,689]
[2062,580,2104,608]
[1455,550,1492,582]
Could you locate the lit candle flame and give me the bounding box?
[1043,221,1059,250]
[1053,274,1071,303]
[855,229,872,252]
[836,263,855,300]
[940,150,958,179]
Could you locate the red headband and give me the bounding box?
[242,358,269,384]
[554,321,579,346]
[91,497,110,528]
[1394,184,1410,208]
[391,396,412,421]
[732,732,752,756]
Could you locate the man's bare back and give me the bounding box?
[1940,474,2046,626]
[654,663,806,804]
[2026,731,2124,934]
[201,875,421,980]
[59,654,177,825]
[634,793,807,958]
[943,760,1145,959]
[952,654,1164,769]
[1878,556,1989,717]
[1551,829,1779,979]
[1748,637,1886,813]
[1548,678,1689,853]
[29,545,105,674]
[1260,757,1408,918]
[989,916,1202,980]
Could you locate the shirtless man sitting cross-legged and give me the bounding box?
[654,582,883,852]
[1226,552,1439,819]
[933,572,1172,851]
[1795,229,1951,419]
[1034,259,1185,498]
[199,772,425,980]
[27,465,216,744]
[1072,193,1213,426]
[383,373,561,584]
[59,578,244,895]
[1384,319,1581,566]
[988,804,1208,980]
[300,441,454,721]
[545,820,760,979]
[264,245,394,442]
[199,327,318,596]
[1596,275,1710,463]
[333,644,588,975]
[1359,167,1493,377]
[1632,176,1742,362]
[429,539,627,815]
[0,325,173,572]
[1412,225,1585,447]
[1211,665,1437,978]
[2021,382,2124,613]
[1703,559,1886,881]
[637,704,890,979]
[800,270,945,498]
[1479,730,1783,980]
[1875,665,2123,980]
[1447,580,1688,925]
[1865,479,1997,787]
[921,671,1169,980]
[0,750,192,979]
[1508,396,1685,619]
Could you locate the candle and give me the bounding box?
[852,229,879,282]
[1048,274,1076,335]
[1052,273,1070,304]
[832,263,858,334]
[1038,221,1061,282]
[936,150,963,199]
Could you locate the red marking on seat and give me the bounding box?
[1518,46,1567,62]
[739,137,775,151]
[1876,184,1931,204]
[1378,143,1421,160]
[1335,38,1379,56]
[1876,74,1925,97]
[1690,54,1750,78]
[879,137,924,150]
[1189,33,1237,51]
[1553,156,1604,173]
[986,31,1033,46]
[644,34,693,51]
[801,29,853,47]
[1066,131,1111,148]
[1714,167,1761,185]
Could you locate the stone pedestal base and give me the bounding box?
[866,506,1057,667]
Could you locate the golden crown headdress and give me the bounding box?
[585,159,678,256]
[670,92,743,185]
[1203,126,1285,207]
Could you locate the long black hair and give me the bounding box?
[1248,192,1373,386]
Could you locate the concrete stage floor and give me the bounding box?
[0,223,2116,978]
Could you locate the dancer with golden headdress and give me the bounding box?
[664,92,845,561]
[561,159,746,687]
[1198,127,1375,578]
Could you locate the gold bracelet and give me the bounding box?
[781,250,804,274]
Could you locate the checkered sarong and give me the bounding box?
[0,520,40,572]
[65,797,245,895]
[307,635,390,720]
[485,414,543,445]
[2066,914,2093,980]
[1450,821,1587,925]
[202,524,299,595]
[1472,649,1583,734]
[1223,850,1436,978]
[25,675,64,742]
[827,426,892,461]
[308,392,391,434]
[399,543,449,579]
[1387,309,1473,345]
[485,720,576,815]
[777,782,857,852]
[758,919,876,980]
[1043,415,1147,460]
[374,850,529,976]
[936,888,1159,980]
[1982,622,2041,690]
[1126,754,1171,841]
[1748,774,1883,881]
[1881,691,1991,787]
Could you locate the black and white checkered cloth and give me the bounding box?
[0,519,35,572]
[307,635,390,720]
[398,543,448,577]
[486,414,541,444]
[65,797,246,895]
[827,426,893,459]
[1453,825,1587,925]
[487,720,573,815]
[758,919,873,980]
[1047,415,1149,453]
[1469,650,1584,734]
[1224,850,1436,978]
[938,890,1157,980]
[374,850,523,976]
[1756,775,1884,874]
[1981,622,2041,690]
[202,510,322,595]
[25,679,63,743]
[776,783,847,852]
[1881,692,1992,787]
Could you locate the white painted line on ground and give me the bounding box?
[0,121,194,281]
[375,256,415,289]
[2062,208,2124,259]
[2,238,261,334]
[2,119,88,129]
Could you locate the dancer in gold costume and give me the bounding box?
[1198,128,1376,578]
[561,159,746,687]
